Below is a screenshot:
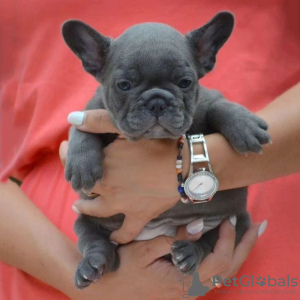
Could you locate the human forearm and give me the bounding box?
[201,83,300,190]
[0,180,81,298]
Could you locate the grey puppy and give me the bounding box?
[62,12,270,289]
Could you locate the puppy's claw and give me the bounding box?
[74,253,106,289]
[171,240,203,276]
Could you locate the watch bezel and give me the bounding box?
[184,170,219,201]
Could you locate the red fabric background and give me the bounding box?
[0,0,299,299]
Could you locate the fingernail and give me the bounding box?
[72,205,80,214]
[67,111,85,126]
[111,240,118,246]
[258,150,263,155]
[258,220,268,237]
[229,215,237,227]
[269,139,273,144]
[186,218,204,235]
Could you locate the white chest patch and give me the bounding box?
[133,215,225,241]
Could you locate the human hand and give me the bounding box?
[68,218,265,300]
[61,109,190,244]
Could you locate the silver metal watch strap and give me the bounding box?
[188,134,214,176]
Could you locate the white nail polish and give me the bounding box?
[67,111,85,126]
[72,206,80,214]
[258,220,268,237]
[229,215,237,227]
[111,240,119,246]
[187,218,204,235]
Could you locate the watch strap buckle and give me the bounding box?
[190,197,213,204]
[187,134,213,175]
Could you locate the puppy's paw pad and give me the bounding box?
[74,253,106,289]
[171,240,202,275]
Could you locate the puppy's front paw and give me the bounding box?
[222,112,271,154]
[171,240,203,275]
[65,149,103,191]
[74,253,106,289]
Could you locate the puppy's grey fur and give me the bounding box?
[62,12,270,289]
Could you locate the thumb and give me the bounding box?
[132,219,204,267]
[111,217,205,245]
[72,197,117,218]
[67,109,122,134]
[59,141,69,167]
[110,216,149,244]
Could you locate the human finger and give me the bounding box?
[126,219,205,267]
[72,196,118,218]
[176,218,204,241]
[225,221,267,277]
[67,109,122,134]
[202,221,267,290]
[195,218,236,282]
[110,216,150,244]
[59,141,69,167]
[213,216,237,258]
[111,214,206,245]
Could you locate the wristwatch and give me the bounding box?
[184,134,219,203]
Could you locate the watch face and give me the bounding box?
[184,170,219,201]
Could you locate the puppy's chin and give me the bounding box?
[145,125,180,139]
[124,125,181,140]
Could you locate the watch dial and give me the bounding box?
[185,171,218,200]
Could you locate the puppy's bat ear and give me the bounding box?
[62,20,111,77]
[186,12,234,77]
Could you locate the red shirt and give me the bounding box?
[1,0,299,299]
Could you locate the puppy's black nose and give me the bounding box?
[146,98,167,117]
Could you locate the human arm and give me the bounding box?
[0,180,81,298]
[206,83,300,190]
[0,179,199,299]
[0,179,198,299]
[0,180,263,299]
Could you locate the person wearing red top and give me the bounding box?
[0,0,299,299]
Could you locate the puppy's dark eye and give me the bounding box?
[178,79,192,89]
[117,81,131,91]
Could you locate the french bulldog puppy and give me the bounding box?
[62,12,270,289]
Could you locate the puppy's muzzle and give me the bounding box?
[146,98,167,117]
[142,88,175,117]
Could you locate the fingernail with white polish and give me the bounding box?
[187,218,204,235]
[229,215,237,227]
[67,111,85,126]
[72,205,80,214]
[111,240,119,246]
[258,220,268,237]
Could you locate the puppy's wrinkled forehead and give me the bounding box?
[109,23,195,81]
